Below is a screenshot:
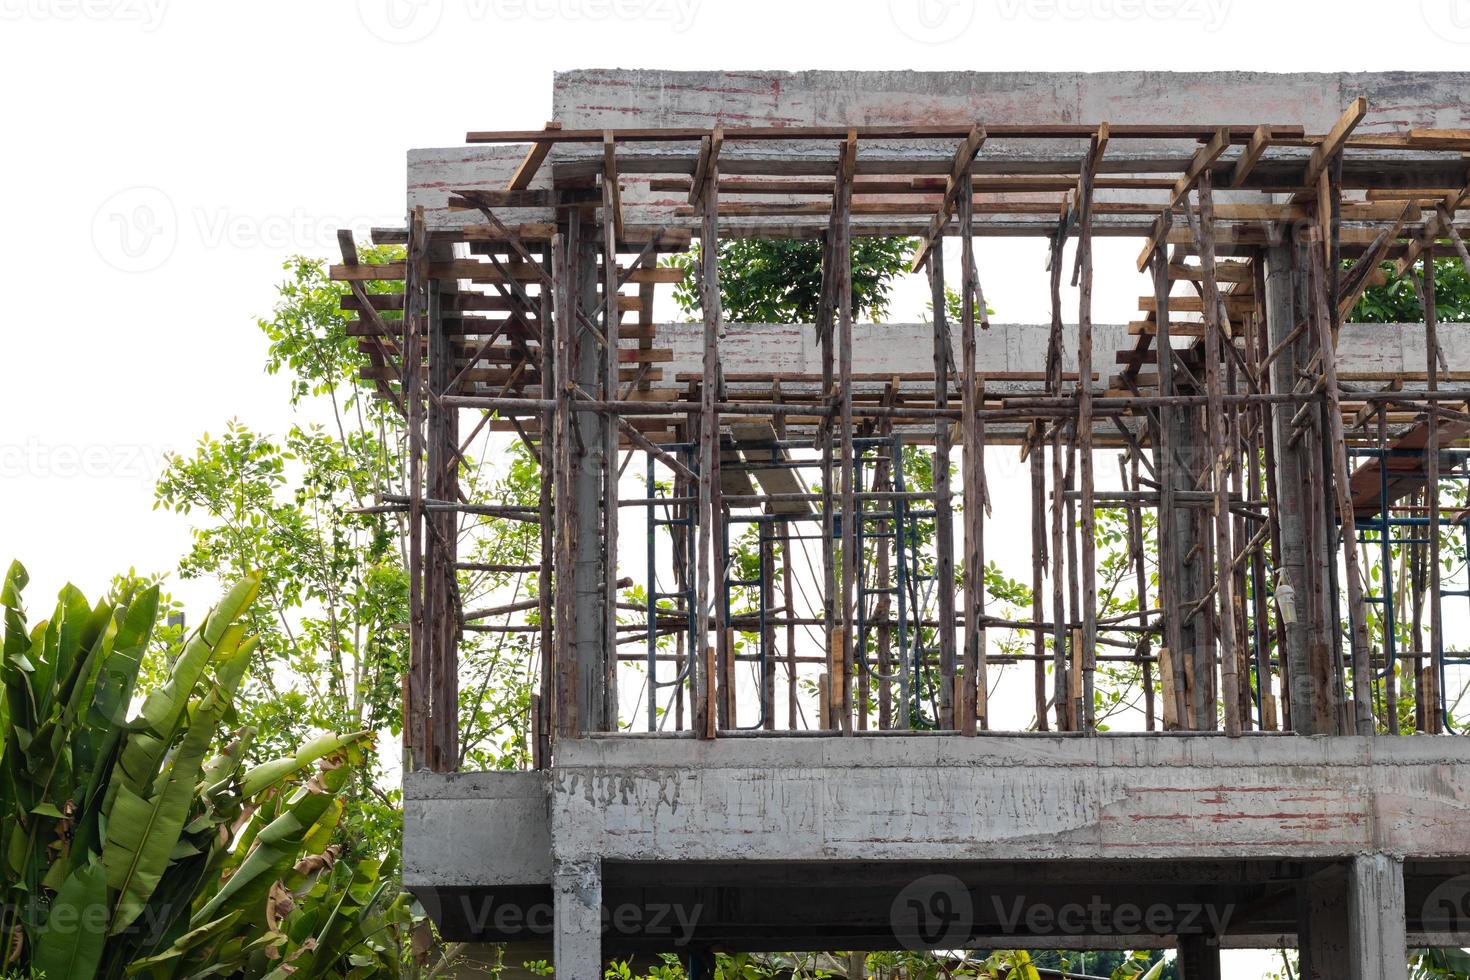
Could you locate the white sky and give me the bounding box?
[4,3,1467,973]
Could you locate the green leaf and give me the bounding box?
[238,730,370,799]
[32,856,109,980]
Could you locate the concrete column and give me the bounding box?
[553,856,602,978]
[571,232,610,733]
[1298,866,1350,979]
[1263,243,1324,733]
[1349,853,1408,980]
[1176,934,1221,980]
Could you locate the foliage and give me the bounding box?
[1349,254,1470,323]
[155,253,545,836]
[0,561,414,978]
[666,238,917,323]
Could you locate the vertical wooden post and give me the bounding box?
[1151,226,1187,730]
[694,153,721,739]
[1307,236,1374,735]
[426,276,460,770]
[958,173,985,734]
[404,206,429,768]
[1047,234,1070,731]
[928,246,958,730]
[1196,172,1241,736]
[1123,454,1155,731]
[537,243,556,764]
[836,132,857,736]
[1031,425,1050,731]
[1076,149,1099,733]
[1424,248,1444,734]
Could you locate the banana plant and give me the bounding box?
[0,561,390,978]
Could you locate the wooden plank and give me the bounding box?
[603,131,624,241]
[330,260,681,285]
[506,121,562,191]
[910,124,987,272]
[730,423,813,515]
[1230,124,1272,188]
[1304,97,1368,188]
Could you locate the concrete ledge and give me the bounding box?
[404,770,550,887]
[547,735,1470,864]
[403,735,1470,892]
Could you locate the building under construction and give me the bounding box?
[346,71,1470,978]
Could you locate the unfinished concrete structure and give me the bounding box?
[345,71,1470,978]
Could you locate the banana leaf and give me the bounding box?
[31,855,109,979]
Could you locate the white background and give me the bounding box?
[4,1,1469,974]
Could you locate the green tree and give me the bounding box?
[1349,254,1470,323]
[667,237,916,322]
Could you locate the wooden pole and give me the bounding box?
[536,243,556,764]
[695,158,722,738]
[1196,172,1241,736]
[1048,235,1071,731]
[601,166,622,731]
[958,172,985,734]
[1424,248,1444,734]
[837,133,857,735]
[928,246,958,729]
[1307,236,1373,735]
[1076,147,1099,732]
[1031,425,1050,731]
[1151,231,1188,730]
[405,206,430,767]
